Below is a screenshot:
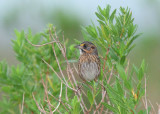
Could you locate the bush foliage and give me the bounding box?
[0,5,149,114]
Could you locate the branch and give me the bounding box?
[49,27,87,113]
[107,66,113,84]
[41,75,52,113]
[65,86,69,101]
[42,58,77,92]
[26,35,59,47]
[20,93,25,114]
[95,90,107,112]
[157,103,160,114]
[148,100,156,114]
[48,91,71,110]
[144,76,148,114]
[125,60,130,73]
[52,82,63,113]
[32,93,46,114]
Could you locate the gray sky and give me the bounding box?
[0,0,159,32]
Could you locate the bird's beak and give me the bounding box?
[74,45,83,49]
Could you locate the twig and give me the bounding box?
[26,36,59,47]
[107,66,114,84]
[73,63,78,74]
[49,29,87,112]
[40,103,46,113]
[65,86,69,101]
[148,100,156,114]
[102,48,109,73]
[100,105,104,114]
[48,30,75,91]
[156,103,160,114]
[81,89,87,97]
[49,37,70,86]
[49,27,66,57]
[142,98,146,109]
[48,91,71,111]
[125,60,130,74]
[32,93,46,114]
[66,63,88,112]
[66,66,72,85]
[102,48,110,79]
[41,75,52,113]
[52,82,63,113]
[95,90,107,112]
[42,58,77,92]
[21,93,25,114]
[46,101,61,114]
[144,76,148,114]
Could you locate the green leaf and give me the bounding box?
[14,29,20,39]
[120,7,125,14]
[127,44,135,54]
[87,90,93,105]
[124,80,131,90]
[128,24,137,37]
[1,86,12,93]
[71,96,81,114]
[141,59,145,72]
[97,20,105,26]
[116,64,127,80]
[95,12,105,21]
[98,5,105,16]
[138,68,144,81]
[111,46,120,56]
[133,64,139,75]
[108,97,127,110]
[104,82,121,98]
[86,25,97,38]
[105,5,111,20]
[137,82,141,93]
[109,48,119,61]
[109,9,116,23]
[97,26,103,37]
[138,89,145,100]
[120,56,126,65]
[137,60,145,81]
[116,79,124,96]
[138,110,145,114]
[126,33,142,49]
[102,102,119,113]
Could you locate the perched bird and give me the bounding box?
[75,41,101,81]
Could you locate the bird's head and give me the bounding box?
[74,41,98,55]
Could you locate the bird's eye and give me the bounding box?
[83,44,86,48]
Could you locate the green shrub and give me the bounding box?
[0,5,149,114]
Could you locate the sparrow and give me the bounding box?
[75,41,100,81]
